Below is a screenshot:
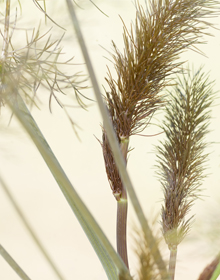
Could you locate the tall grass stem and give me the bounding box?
[169,247,177,280]
[116,138,129,268]
[64,1,169,278]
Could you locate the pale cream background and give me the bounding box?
[0,1,220,280]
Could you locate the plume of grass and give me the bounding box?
[101,0,219,274]
[156,67,215,279]
[104,0,219,138]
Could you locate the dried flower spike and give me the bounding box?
[156,67,215,279]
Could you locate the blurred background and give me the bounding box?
[0,1,220,279]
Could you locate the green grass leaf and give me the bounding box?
[4,91,131,280]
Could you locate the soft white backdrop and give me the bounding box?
[0,1,220,279]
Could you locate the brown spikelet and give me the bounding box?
[101,129,125,200]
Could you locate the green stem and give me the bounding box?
[117,137,129,268]
[169,246,177,280]
[0,244,31,280]
[65,1,169,278]
[0,175,65,280]
[117,195,128,269]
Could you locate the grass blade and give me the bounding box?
[0,175,65,280]
[0,244,31,280]
[4,91,131,280]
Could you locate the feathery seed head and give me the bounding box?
[104,0,219,139]
[102,0,219,200]
[157,67,215,247]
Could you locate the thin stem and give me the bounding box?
[169,246,177,280]
[117,198,128,268]
[0,244,31,280]
[0,175,65,280]
[2,0,10,59]
[117,137,129,268]
[65,2,169,278]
